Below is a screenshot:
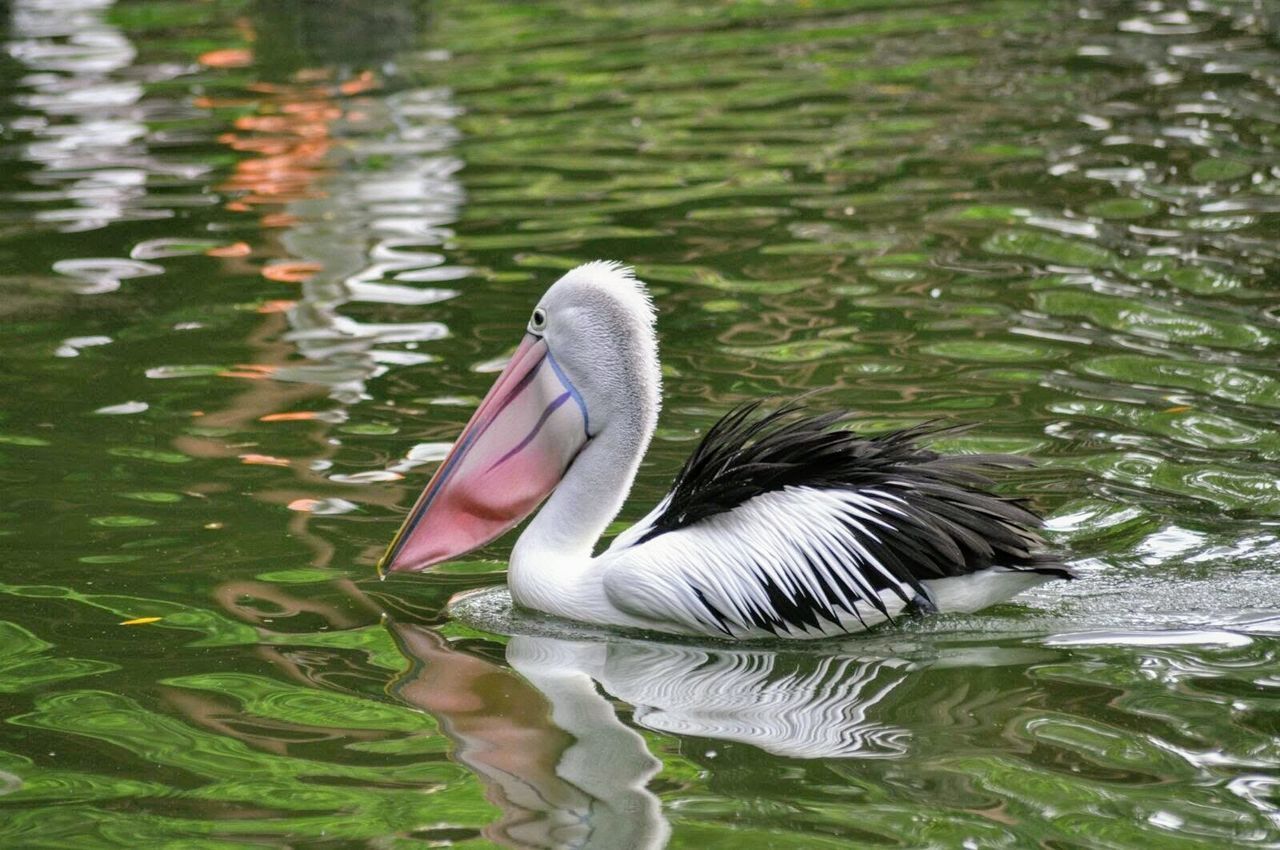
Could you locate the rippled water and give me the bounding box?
[1,0,1278,846]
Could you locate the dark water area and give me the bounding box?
[1,0,1278,846]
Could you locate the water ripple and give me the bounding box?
[0,0,1278,846]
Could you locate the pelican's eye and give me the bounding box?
[529,307,548,332]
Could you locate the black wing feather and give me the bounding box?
[640,401,1071,599]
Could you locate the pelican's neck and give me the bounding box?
[509,420,651,611]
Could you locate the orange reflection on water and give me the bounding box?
[255,299,297,314]
[261,260,323,283]
[259,411,320,422]
[198,47,254,69]
[239,453,292,468]
[218,96,338,214]
[206,241,253,258]
[179,49,398,569]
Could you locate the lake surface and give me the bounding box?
[2,0,1279,846]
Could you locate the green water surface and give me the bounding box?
[1,0,1279,847]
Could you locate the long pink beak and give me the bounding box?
[380,334,590,574]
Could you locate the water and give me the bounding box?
[1,0,1278,846]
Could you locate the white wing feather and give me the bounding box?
[601,486,917,639]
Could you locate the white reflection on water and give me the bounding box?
[509,634,911,761]
[387,605,1062,850]
[6,0,205,232]
[389,619,920,849]
[390,624,670,850]
[280,86,466,405]
[1045,629,1254,648]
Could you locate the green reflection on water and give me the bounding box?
[0,622,117,694]
[0,0,1278,846]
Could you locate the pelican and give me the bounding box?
[380,262,1072,639]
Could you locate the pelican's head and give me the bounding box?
[381,261,660,574]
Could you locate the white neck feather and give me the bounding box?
[508,422,652,615]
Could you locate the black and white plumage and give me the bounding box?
[383,262,1071,640]
[602,402,1070,639]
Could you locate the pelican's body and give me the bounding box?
[382,262,1070,639]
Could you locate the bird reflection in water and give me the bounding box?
[385,620,915,849]
[388,624,667,850]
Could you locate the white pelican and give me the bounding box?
[380,262,1072,639]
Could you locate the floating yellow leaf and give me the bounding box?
[120,617,163,626]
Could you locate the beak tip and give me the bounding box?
[380,552,431,576]
[376,549,405,578]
